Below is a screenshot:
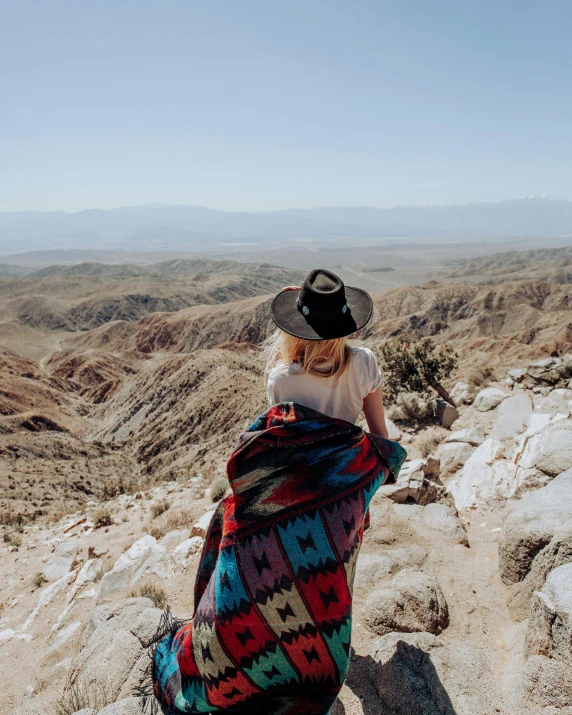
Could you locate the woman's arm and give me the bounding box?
[363,387,389,438]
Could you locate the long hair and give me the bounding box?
[263,328,350,379]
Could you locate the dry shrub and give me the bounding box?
[149,499,171,520]
[102,474,135,500]
[0,511,27,528]
[210,476,229,502]
[52,676,113,715]
[93,506,113,529]
[416,428,447,458]
[130,581,168,610]
[467,365,496,387]
[388,392,430,423]
[32,571,47,590]
[3,531,22,547]
[145,508,194,540]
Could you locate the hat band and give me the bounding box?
[296,296,348,320]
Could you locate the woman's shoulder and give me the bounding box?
[349,345,377,363]
[267,361,302,381]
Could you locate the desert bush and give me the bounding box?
[92,506,113,529]
[3,531,22,548]
[0,511,27,528]
[52,676,113,715]
[467,365,496,387]
[210,475,229,502]
[32,571,47,590]
[417,428,447,458]
[378,334,458,406]
[149,499,171,519]
[129,581,168,610]
[388,392,431,423]
[145,508,195,540]
[102,474,134,500]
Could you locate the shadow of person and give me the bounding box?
[337,642,458,715]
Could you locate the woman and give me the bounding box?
[150,269,406,715]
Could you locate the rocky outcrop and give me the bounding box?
[363,568,449,637]
[472,387,509,412]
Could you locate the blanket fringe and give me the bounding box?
[133,606,190,715]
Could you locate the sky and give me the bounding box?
[1,0,571,213]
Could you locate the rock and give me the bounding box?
[42,540,78,582]
[363,568,448,636]
[100,535,166,595]
[378,457,447,506]
[166,536,203,575]
[159,529,190,552]
[435,442,474,480]
[88,545,108,559]
[97,698,142,715]
[385,417,402,441]
[491,391,533,442]
[518,419,572,477]
[506,525,572,620]
[433,399,459,429]
[498,469,572,585]
[448,438,514,510]
[191,509,215,538]
[71,709,96,715]
[354,553,393,591]
[422,503,469,546]
[473,387,509,412]
[450,381,473,405]
[444,425,486,446]
[369,632,496,714]
[388,544,428,571]
[69,598,162,702]
[524,563,572,706]
[535,388,572,417]
[509,367,527,383]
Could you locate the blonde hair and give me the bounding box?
[263,328,350,379]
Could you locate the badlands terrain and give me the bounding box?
[2,247,572,713]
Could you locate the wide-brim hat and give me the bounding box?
[271,268,373,340]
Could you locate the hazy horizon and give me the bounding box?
[2,1,572,213]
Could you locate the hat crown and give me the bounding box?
[299,269,346,310]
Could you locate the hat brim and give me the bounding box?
[271,286,373,340]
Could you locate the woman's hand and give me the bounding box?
[363,387,389,439]
[281,285,301,291]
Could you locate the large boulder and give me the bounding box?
[517,419,572,477]
[100,536,166,595]
[435,442,474,480]
[422,503,469,546]
[363,568,448,636]
[433,399,459,429]
[448,439,515,511]
[444,425,485,447]
[472,387,509,412]
[524,563,572,706]
[42,540,78,582]
[369,632,498,715]
[69,598,162,701]
[498,469,572,586]
[491,392,533,442]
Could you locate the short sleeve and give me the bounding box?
[362,348,383,396]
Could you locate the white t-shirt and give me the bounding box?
[267,346,383,424]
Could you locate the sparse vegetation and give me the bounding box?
[210,475,229,502]
[92,506,114,529]
[149,499,171,519]
[467,365,496,388]
[417,428,447,458]
[32,571,47,590]
[387,392,430,423]
[144,508,195,540]
[3,531,22,548]
[129,581,168,610]
[378,334,459,407]
[52,676,113,715]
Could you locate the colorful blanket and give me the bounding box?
[151,402,406,715]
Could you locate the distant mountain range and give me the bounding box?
[1,197,572,254]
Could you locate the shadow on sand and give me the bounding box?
[332,642,458,715]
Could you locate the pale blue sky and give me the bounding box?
[1,0,571,212]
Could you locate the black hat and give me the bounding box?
[271,268,373,340]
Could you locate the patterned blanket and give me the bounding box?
[151,402,406,715]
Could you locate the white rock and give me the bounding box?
[385,418,402,441]
[473,387,509,412]
[445,425,486,446]
[449,439,515,510]
[42,540,77,582]
[159,529,191,552]
[192,510,215,538]
[53,558,102,631]
[492,391,533,442]
[508,368,527,383]
[435,442,474,479]
[0,629,14,643]
[166,536,204,575]
[450,381,472,404]
[100,536,166,596]
[535,389,572,417]
[22,569,77,632]
[518,419,572,477]
[52,620,82,649]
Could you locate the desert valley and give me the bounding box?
[2,235,572,714]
